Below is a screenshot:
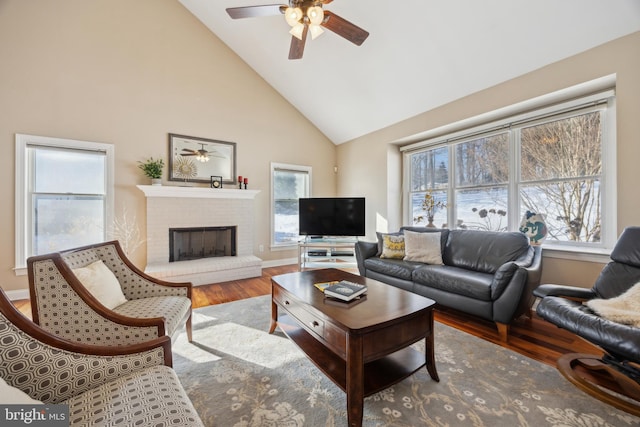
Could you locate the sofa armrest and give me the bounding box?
[355,240,378,275]
[490,262,521,299]
[533,284,596,300]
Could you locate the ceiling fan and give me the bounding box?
[181,143,218,162]
[226,1,369,60]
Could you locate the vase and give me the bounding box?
[519,211,547,244]
[151,178,162,186]
[426,216,436,228]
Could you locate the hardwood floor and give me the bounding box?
[191,264,600,367]
[12,264,600,369]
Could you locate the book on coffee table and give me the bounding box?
[314,281,339,292]
[324,281,367,301]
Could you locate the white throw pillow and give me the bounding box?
[403,230,443,265]
[72,260,127,309]
[0,377,42,404]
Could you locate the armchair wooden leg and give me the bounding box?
[186,314,193,342]
[496,322,509,342]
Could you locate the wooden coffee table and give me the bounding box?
[269,268,439,427]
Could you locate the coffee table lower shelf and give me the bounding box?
[277,313,426,397]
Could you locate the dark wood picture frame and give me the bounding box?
[168,133,237,184]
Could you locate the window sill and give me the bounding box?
[541,244,611,264]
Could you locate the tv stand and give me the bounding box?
[298,236,358,271]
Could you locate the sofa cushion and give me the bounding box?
[413,264,494,301]
[403,230,443,265]
[380,234,405,259]
[363,258,422,281]
[114,296,192,337]
[64,365,203,426]
[443,230,530,273]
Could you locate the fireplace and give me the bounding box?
[169,226,237,262]
[138,185,262,286]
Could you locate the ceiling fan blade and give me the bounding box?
[288,24,308,60]
[226,4,286,19]
[321,10,369,46]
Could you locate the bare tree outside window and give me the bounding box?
[520,112,602,242]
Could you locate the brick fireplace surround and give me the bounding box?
[137,185,262,285]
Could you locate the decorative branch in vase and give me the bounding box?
[414,190,446,228]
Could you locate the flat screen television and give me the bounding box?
[299,197,366,237]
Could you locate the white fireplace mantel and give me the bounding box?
[137,185,259,199]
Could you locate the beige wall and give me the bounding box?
[338,31,640,287]
[0,0,337,293]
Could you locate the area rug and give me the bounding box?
[172,295,639,426]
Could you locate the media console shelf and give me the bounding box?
[298,237,358,271]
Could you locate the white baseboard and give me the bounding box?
[261,258,297,268]
[5,288,30,301]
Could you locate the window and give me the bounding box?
[15,134,114,273]
[271,163,311,248]
[453,132,510,232]
[403,86,615,252]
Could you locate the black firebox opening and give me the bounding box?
[169,226,237,262]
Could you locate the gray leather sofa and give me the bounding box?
[355,227,543,341]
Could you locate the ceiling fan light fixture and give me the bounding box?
[307,6,324,25]
[309,24,324,40]
[289,23,305,40]
[284,7,302,27]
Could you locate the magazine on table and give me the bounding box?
[323,280,367,301]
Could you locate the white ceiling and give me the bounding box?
[178,0,640,145]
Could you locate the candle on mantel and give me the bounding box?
[238,175,243,183]
[243,178,248,184]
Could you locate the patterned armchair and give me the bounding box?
[0,287,203,426]
[28,240,193,346]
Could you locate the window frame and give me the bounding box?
[15,134,115,275]
[401,82,616,260]
[270,162,312,250]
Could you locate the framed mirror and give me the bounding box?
[168,133,237,184]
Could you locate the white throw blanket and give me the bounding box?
[586,282,640,328]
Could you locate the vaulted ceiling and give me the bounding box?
[178,0,640,145]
